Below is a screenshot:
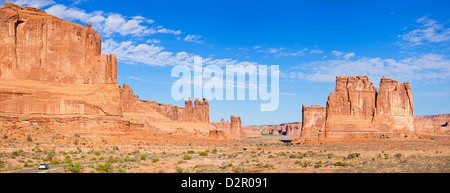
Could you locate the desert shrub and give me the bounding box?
[183,155,192,160]
[27,135,32,142]
[187,150,195,154]
[347,153,360,159]
[152,158,159,163]
[49,160,60,165]
[394,153,402,158]
[327,153,334,159]
[334,161,348,167]
[314,164,322,168]
[140,155,146,161]
[64,162,82,173]
[64,156,72,163]
[95,163,113,173]
[199,152,208,156]
[175,166,187,173]
[302,161,311,167]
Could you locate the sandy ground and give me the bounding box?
[1,131,448,173]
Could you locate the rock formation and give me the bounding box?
[0,2,117,85]
[0,3,122,117]
[212,116,246,139]
[293,104,326,144]
[208,130,227,140]
[242,122,301,137]
[0,3,215,144]
[415,114,450,136]
[325,76,377,139]
[297,76,415,143]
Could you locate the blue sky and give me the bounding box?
[4,0,450,125]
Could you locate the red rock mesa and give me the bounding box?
[212,116,247,139]
[297,76,416,143]
[0,3,225,144]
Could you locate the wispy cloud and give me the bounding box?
[9,0,55,8]
[399,16,450,46]
[280,92,297,96]
[288,53,450,85]
[42,3,181,38]
[184,35,203,44]
[331,50,355,60]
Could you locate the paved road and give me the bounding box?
[9,161,105,173]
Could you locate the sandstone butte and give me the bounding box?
[0,3,241,144]
[211,116,247,140]
[292,76,449,144]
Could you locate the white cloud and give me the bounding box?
[331,50,344,57]
[310,49,324,54]
[146,39,161,44]
[288,53,450,85]
[343,52,355,59]
[102,38,259,68]
[10,0,55,8]
[44,3,181,37]
[332,50,355,60]
[400,16,450,46]
[184,35,203,43]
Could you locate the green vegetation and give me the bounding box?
[347,153,360,159]
[63,162,82,173]
[183,155,192,160]
[95,162,113,173]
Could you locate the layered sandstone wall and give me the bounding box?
[297,104,326,143]
[212,116,246,139]
[325,76,377,139]
[119,84,210,123]
[324,76,415,141]
[0,2,117,84]
[0,3,121,117]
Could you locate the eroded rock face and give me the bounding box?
[212,116,246,139]
[325,76,377,139]
[297,104,326,144]
[208,130,227,140]
[0,2,117,84]
[373,77,415,134]
[242,122,301,137]
[0,3,121,116]
[324,76,415,141]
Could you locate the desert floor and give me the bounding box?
[1,129,449,173]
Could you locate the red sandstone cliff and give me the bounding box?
[0,2,117,84]
[212,116,246,139]
[296,76,416,143]
[293,104,326,144]
[0,3,122,117]
[0,3,215,144]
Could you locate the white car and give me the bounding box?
[38,164,49,170]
